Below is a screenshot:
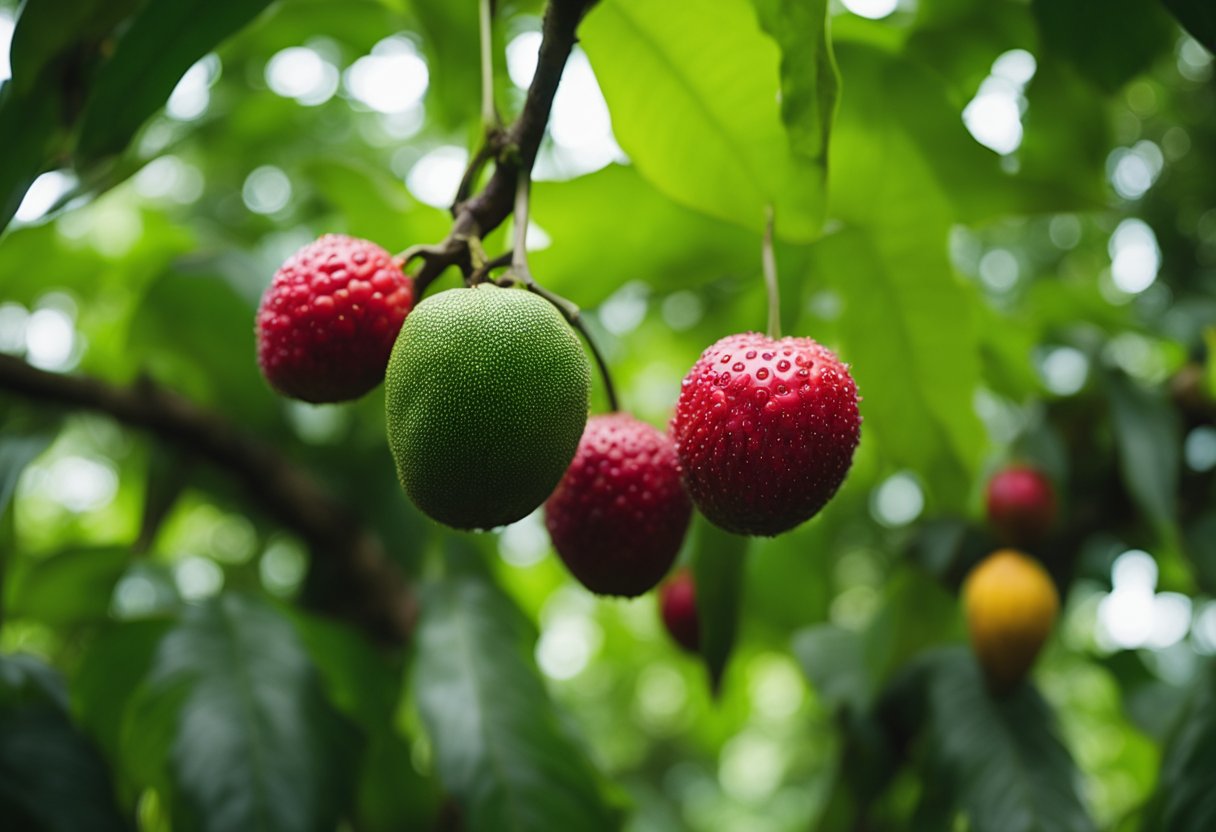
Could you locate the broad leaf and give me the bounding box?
[1165,0,1216,52]
[413,561,619,832]
[123,594,361,832]
[76,0,277,161]
[1142,660,1216,832]
[689,515,749,694]
[582,0,826,240]
[7,0,139,95]
[792,625,868,713]
[0,82,61,234]
[916,648,1096,832]
[7,546,131,625]
[0,412,56,518]
[0,655,129,832]
[1105,369,1181,544]
[1032,0,1176,93]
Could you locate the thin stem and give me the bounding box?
[762,204,781,339]
[479,0,498,128]
[512,172,531,276]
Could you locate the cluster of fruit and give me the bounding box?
[967,465,1061,692]
[255,234,863,651]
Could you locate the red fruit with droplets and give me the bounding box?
[670,333,860,537]
[545,414,692,597]
[256,234,414,403]
[659,569,699,652]
[985,465,1057,545]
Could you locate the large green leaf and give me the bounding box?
[688,515,749,694]
[1032,0,1176,93]
[7,546,131,625]
[1165,0,1216,52]
[1104,369,1181,544]
[1142,661,1216,832]
[915,648,1096,832]
[0,655,129,832]
[0,411,56,518]
[75,0,277,162]
[122,594,361,832]
[811,228,983,507]
[0,82,62,235]
[413,551,620,832]
[7,0,140,95]
[582,0,826,241]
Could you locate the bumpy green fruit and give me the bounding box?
[385,284,590,530]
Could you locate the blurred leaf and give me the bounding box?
[751,0,838,160]
[792,625,868,713]
[76,0,277,162]
[303,157,449,248]
[0,655,129,832]
[1032,0,1176,93]
[812,228,983,507]
[582,0,826,241]
[863,569,963,693]
[1142,661,1216,832]
[916,647,1096,832]
[689,516,749,694]
[1184,514,1216,594]
[7,546,131,625]
[136,448,190,554]
[123,594,361,832]
[0,412,56,518]
[1105,369,1181,544]
[0,81,61,234]
[1165,0,1216,52]
[413,557,620,832]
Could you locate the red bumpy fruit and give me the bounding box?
[545,414,692,597]
[985,464,1057,545]
[659,569,699,652]
[256,234,414,403]
[670,333,861,536]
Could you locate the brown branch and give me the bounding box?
[409,0,600,296]
[0,353,414,645]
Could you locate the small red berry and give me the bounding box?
[659,569,699,652]
[545,414,692,597]
[670,333,860,537]
[985,465,1057,544]
[256,234,414,403]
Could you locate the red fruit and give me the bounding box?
[985,465,1057,544]
[545,414,692,597]
[256,234,414,403]
[659,570,699,652]
[670,333,860,536]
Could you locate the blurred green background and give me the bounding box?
[1,0,1215,830]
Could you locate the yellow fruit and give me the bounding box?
[962,549,1059,692]
[384,284,590,530]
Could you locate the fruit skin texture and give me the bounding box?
[670,332,860,537]
[545,414,692,597]
[659,569,699,652]
[985,465,1058,545]
[385,285,590,530]
[257,234,414,403]
[963,549,1059,693]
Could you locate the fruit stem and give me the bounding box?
[505,171,620,412]
[762,205,781,340]
[479,0,499,129]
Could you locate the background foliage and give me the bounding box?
[1,0,1215,830]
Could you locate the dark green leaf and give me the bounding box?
[413,559,620,832]
[917,648,1096,832]
[1142,661,1216,832]
[582,0,825,240]
[791,625,868,713]
[689,515,749,694]
[0,411,56,518]
[7,546,131,625]
[1105,369,1181,543]
[1165,0,1216,52]
[123,594,361,832]
[1032,0,1176,93]
[76,0,277,161]
[7,0,139,94]
[0,82,61,235]
[0,655,129,832]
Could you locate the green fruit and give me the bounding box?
[385,284,590,530]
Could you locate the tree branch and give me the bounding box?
[0,353,414,645]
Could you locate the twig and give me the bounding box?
[479,0,499,129]
[0,354,415,645]
[762,205,781,339]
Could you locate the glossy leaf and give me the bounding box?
[689,516,749,694]
[413,558,619,832]
[582,0,826,240]
[122,594,361,832]
[0,82,61,234]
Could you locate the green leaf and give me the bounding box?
[811,227,983,507]
[582,0,826,241]
[1032,0,1176,93]
[916,648,1096,832]
[750,0,838,160]
[76,0,277,162]
[0,411,56,518]
[1104,369,1181,543]
[0,655,129,832]
[7,546,131,625]
[0,81,61,235]
[792,625,868,713]
[1142,661,1216,832]
[1165,0,1216,52]
[413,563,620,832]
[688,515,749,694]
[123,594,361,832]
[7,0,139,95]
